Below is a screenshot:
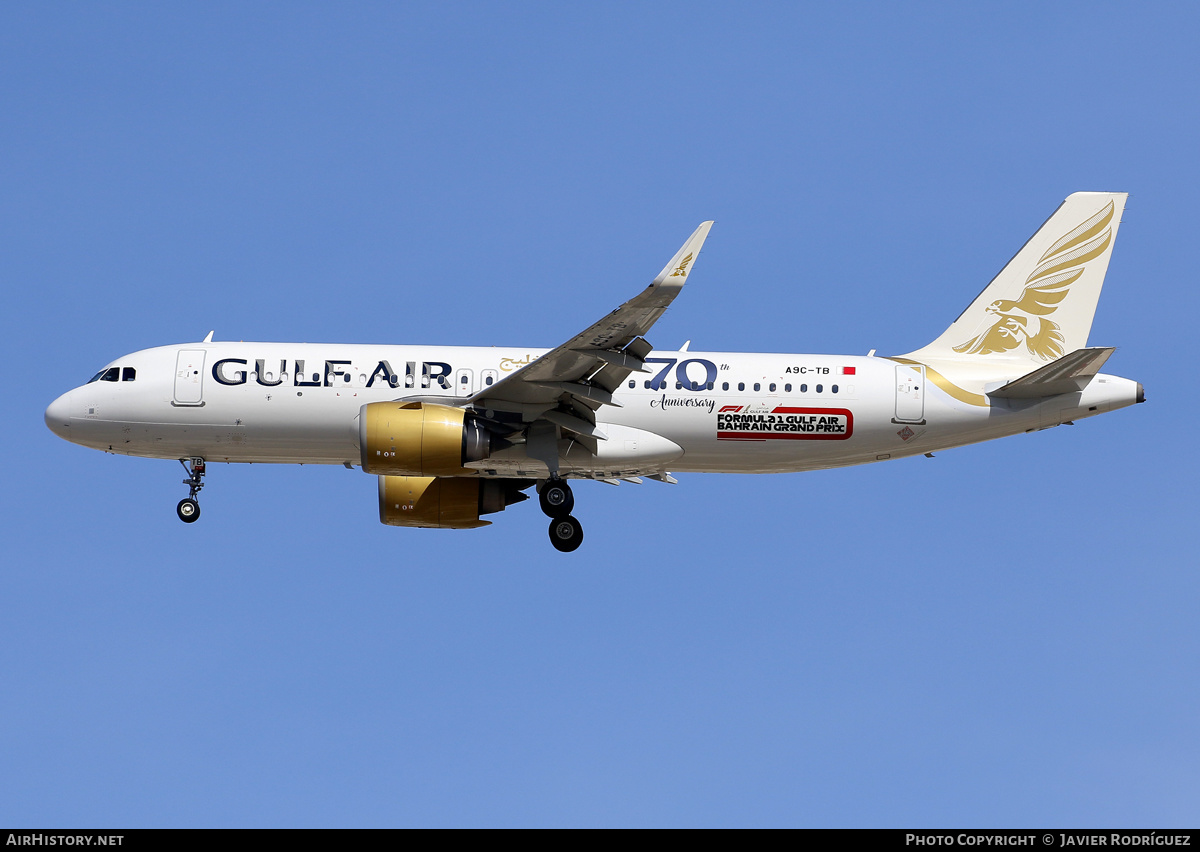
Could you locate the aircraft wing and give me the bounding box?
[462,221,714,450]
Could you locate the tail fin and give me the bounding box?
[904,192,1127,365]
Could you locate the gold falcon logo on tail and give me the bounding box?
[954,200,1115,360]
[670,252,694,278]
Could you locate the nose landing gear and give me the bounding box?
[176,457,206,523]
[539,477,583,552]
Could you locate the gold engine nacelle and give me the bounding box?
[359,401,495,476]
[378,476,529,529]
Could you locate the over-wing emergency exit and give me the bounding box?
[45,193,1144,551]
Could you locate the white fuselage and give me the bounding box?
[45,341,1142,479]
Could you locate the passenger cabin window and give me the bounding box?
[832,384,839,394]
[801,384,808,392]
[722,382,729,391]
[816,384,823,393]
[122,367,136,382]
[738,382,745,391]
[485,376,494,386]
[769,383,776,392]
[753,383,761,392]
[785,383,792,392]
[628,380,635,388]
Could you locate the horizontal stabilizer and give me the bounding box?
[989,347,1116,399]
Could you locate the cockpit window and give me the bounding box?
[94,367,120,382]
[87,370,106,383]
[122,367,136,382]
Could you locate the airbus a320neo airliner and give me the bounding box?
[46,192,1143,551]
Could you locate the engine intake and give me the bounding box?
[360,401,495,476]
[378,476,529,529]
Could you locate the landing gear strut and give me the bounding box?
[539,477,583,552]
[177,457,206,523]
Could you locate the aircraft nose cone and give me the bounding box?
[45,391,74,439]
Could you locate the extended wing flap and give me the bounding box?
[989,346,1116,399]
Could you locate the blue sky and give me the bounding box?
[2,2,1197,827]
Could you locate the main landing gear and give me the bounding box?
[176,457,206,523]
[539,477,583,553]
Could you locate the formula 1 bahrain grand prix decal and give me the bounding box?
[716,404,853,441]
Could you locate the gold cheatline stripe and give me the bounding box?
[886,357,989,407]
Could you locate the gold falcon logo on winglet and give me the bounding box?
[953,200,1115,361]
[670,252,694,278]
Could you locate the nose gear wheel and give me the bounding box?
[177,498,200,523]
[177,458,206,523]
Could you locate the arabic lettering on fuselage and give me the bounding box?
[499,354,537,372]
